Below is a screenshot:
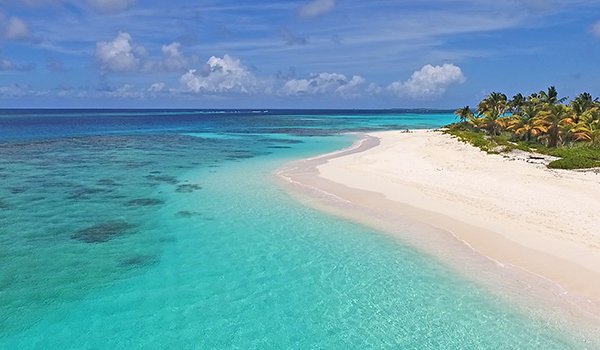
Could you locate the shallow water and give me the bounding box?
[0,110,589,348]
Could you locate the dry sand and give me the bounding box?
[277,129,600,325]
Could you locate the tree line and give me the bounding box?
[454,87,600,148]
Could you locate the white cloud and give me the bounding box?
[86,0,135,14]
[388,63,465,99]
[180,55,263,94]
[160,42,188,71]
[298,0,335,18]
[0,57,34,71]
[103,84,144,98]
[95,32,143,72]
[3,16,31,40]
[592,21,600,38]
[0,84,46,97]
[148,82,166,92]
[0,59,16,70]
[281,72,365,97]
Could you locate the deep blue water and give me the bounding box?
[0,109,590,348]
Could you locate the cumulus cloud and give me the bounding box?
[158,42,189,71]
[180,55,264,94]
[103,84,144,98]
[148,82,166,93]
[3,16,31,41]
[0,84,45,97]
[86,0,135,14]
[298,0,335,18]
[592,21,600,38]
[0,58,34,71]
[95,32,144,72]
[0,59,17,70]
[281,72,365,97]
[388,63,465,98]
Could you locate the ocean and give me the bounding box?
[0,109,587,348]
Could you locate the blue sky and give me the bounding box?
[0,0,599,108]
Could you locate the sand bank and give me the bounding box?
[277,129,600,329]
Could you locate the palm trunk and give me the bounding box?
[548,127,559,148]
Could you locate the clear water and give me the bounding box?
[0,110,586,348]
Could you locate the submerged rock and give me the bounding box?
[0,199,9,209]
[145,174,179,185]
[125,198,165,207]
[72,221,134,243]
[97,178,120,186]
[9,186,28,194]
[118,254,158,268]
[68,187,110,200]
[175,210,202,218]
[175,184,202,193]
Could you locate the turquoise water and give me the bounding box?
[0,110,588,348]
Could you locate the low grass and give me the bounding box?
[443,123,517,154]
[443,123,600,170]
[541,146,600,169]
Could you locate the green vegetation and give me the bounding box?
[447,87,600,170]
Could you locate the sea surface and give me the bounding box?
[0,109,589,348]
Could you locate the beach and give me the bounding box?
[278,129,600,326]
[3,111,597,348]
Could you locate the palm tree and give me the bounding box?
[572,120,600,145]
[509,93,526,114]
[508,101,545,142]
[539,86,567,106]
[538,104,575,147]
[454,106,474,124]
[571,92,597,123]
[478,92,509,135]
[572,109,600,145]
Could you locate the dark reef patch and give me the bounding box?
[118,254,158,268]
[175,184,202,193]
[0,199,9,209]
[8,186,28,194]
[267,146,292,149]
[68,187,111,200]
[97,178,120,187]
[72,221,135,243]
[260,138,303,144]
[145,174,179,185]
[175,210,202,218]
[224,150,255,160]
[125,198,165,207]
[121,160,154,169]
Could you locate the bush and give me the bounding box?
[548,156,600,169]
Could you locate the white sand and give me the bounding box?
[278,129,600,312]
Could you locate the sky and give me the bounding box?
[0,0,599,109]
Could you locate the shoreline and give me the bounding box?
[276,129,600,340]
